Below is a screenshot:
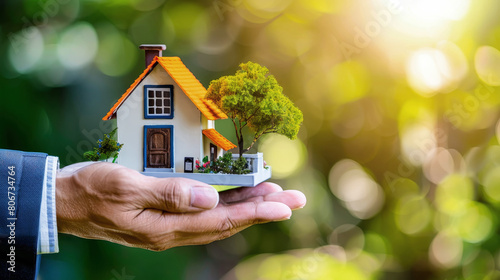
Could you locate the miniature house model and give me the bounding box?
[103,44,270,186]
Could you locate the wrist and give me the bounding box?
[55,172,76,234]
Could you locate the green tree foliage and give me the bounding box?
[206,62,303,157]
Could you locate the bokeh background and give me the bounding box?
[1,0,500,279]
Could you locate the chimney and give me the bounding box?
[139,44,166,67]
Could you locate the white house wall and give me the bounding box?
[201,116,215,130]
[116,64,203,172]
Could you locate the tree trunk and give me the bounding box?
[238,120,245,158]
[238,137,244,158]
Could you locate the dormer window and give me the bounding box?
[144,85,174,119]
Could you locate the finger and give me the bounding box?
[143,200,294,249]
[142,177,219,213]
[169,200,292,235]
[243,190,307,210]
[219,182,283,203]
[166,202,290,246]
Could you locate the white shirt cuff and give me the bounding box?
[38,156,59,254]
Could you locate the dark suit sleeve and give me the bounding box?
[0,149,48,280]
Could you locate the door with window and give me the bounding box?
[146,127,171,168]
[210,143,217,163]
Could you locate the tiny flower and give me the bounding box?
[98,139,102,142]
[99,144,102,148]
[196,159,200,165]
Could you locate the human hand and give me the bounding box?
[56,162,306,251]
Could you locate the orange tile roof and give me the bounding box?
[103,56,227,121]
[203,129,236,151]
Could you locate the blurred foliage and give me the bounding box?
[2,0,500,279]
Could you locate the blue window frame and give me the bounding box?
[143,125,174,171]
[144,85,174,119]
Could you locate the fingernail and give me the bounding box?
[191,186,219,209]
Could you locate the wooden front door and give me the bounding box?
[146,128,171,168]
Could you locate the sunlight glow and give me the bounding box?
[406,42,467,96]
[406,49,449,96]
[402,0,470,26]
[260,135,306,179]
[388,0,471,38]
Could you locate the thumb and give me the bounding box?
[143,177,219,213]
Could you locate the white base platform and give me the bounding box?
[142,167,271,187]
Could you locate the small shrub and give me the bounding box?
[195,152,251,174]
[232,156,251,174]
[211,152,233,174]
[83,128,123,163]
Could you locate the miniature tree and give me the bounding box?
[206,62,303,157]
